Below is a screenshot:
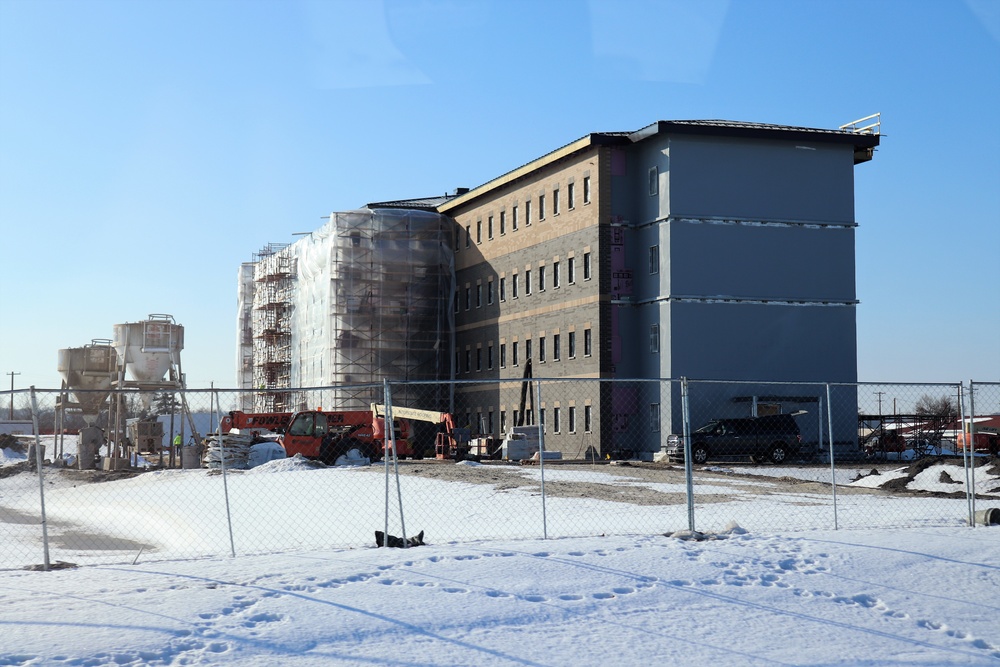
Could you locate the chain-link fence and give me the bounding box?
[1,378,997,571]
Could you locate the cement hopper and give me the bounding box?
[113,314,184,384]
[57,341,117,424]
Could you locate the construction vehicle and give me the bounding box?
[371,404,471,460]
[220,408,415,464]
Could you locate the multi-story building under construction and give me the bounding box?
[240,117,880,458]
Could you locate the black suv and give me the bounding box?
[665,413,804,464]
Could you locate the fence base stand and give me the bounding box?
[974,508,1000,526]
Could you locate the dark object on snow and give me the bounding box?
[375,530,425,548]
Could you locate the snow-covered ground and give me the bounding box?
[1,526,998,665]
[2,438,1000,665]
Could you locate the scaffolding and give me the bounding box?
[296,208,455,411]
[250,243,296,412]
[242,209,455,414]
[236,262,255,410]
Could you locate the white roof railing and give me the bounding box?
[840,113,881,135]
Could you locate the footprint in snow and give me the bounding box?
[243,612,285,628]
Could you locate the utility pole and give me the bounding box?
[873,390,885,416]
[7,371,20,420]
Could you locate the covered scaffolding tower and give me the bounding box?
[295,208,455,411]
[241,208,455,414]
[250,243,296,413]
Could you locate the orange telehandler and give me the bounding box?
[221,407,415,464]
[371,404,471,460]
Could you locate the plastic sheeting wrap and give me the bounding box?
[236,262,255,409]
[243,208,455,412]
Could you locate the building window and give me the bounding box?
[525,338,532,362]
[500,343,506,368]
[650,403,660,432]
[476,347,482,372]
[553,407,561,433]
[567,256,575,284]
[501,410,507,434]
[464,349,471,373]
[540,408,546,432]
[464,286,471,310]
[553,261,560,288]
[583,252,591,280]
[538,265,545,291]
[525,269,531,295]
[500,210,506,235]
[465,225,471,248]
[453,292,459,314]
[476,220,482,244]
[539,193,546,220]
[553,188,560,215]
[584,405,592,433]
[488,215,494,240]
[512,205,518,231]
[649,245,659,274]
[553,333,561,361]
[567,182,575,209]
[500,276,506,302]
[583,176,591,204]
[539,335,546,362]
[487,277,494,305]
[650,324,659,353]
[568,331,576,359]
[512,341,519,366]
[512,273,519,299]
[476,284,482,309]
[568,406,576,433]
[488,343,494,369]
[525,200,531,226]
[488,410,495,435]
[455,349,459,372]
[584,328,592,357]
[649,166,658,196]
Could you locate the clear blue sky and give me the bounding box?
[1,0,998,391]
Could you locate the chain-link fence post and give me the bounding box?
[825,383,839,530]
[680,377,695,532]
[29,386,51,570]
[536,379,547,540]
[963,382,975,526]
[212,388,236,557]
[382,379,411,547]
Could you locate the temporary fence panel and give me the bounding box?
[0,379,996,571]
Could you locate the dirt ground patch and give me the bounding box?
[392,460,880,505]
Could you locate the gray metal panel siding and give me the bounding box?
[667,301,857,384]
[667,135,856,223]
[669,221,856,301]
